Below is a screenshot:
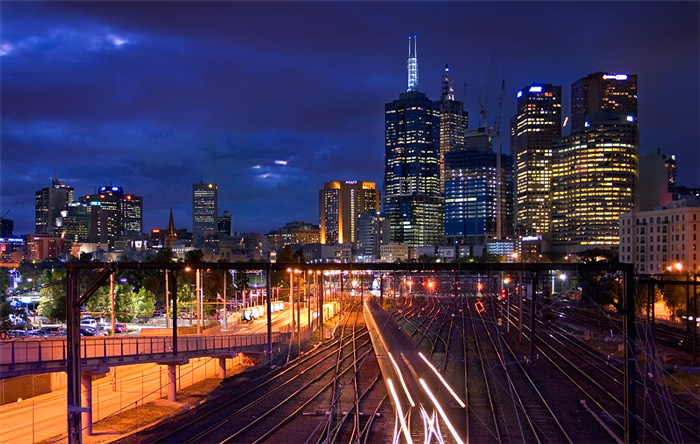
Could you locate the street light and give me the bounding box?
[559,273,567,295]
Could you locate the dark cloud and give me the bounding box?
[2,1,698,236]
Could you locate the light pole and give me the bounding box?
[196,268,202,335]
[559,273,567,296]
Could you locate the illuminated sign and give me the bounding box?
[529,85,543,93]
[517,90,523,98]
[0,237,23,243]
[90,201,101,206]
[521,235,541,241]
[603,74,628,80]
[345,181,357,184]
[626,115,635,122]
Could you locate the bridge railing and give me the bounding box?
[0,332,285,370]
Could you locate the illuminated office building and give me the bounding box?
[35,176,74,236]
[384,36,443,247]
[192,182,218,248]
[319,181,380,245]
[552,112,638,253]
[355,212,390,260]
[511,84,562,239]
[59,202,90,247]
[571,73,637,131]
[439,64,468,194]
[444,128,514,244]
[80,186,143,249]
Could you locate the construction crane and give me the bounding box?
[495,79,506,239]
[478,54,497,130]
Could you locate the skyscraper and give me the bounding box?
[218,210,232,238]
[319,181,380,245]
[384,36,443,247]
[121,194,143,236]
[571,73,637,131]
[439,64,468,194]
[356,211,390,260]
[35,176,74,236]
[80,186,143,249]
[192,183,218,248]
[444,128,514,245]
[552,112,637,252]
[511,84,562,239]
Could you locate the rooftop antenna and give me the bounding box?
[407,35,418,92]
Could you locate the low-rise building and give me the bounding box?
[619,197,700,273]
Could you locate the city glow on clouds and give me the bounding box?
[1,1,697,235]
[0,43,13,56]
[1,27,133,57]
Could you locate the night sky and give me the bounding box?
[2,1,698,237]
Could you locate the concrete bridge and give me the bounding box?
[0,331,290,379]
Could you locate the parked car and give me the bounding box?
[43,325,65,336]
[80,319,98,329]
[114,323,128,333]
[7,329,28,338]
[80,327,99,336]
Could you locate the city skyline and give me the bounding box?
[2,1,699,236]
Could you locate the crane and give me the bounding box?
[495,79,505,239]
[478,54,497,130]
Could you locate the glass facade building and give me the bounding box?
[444,129,514,244]
[511,84,562,238]
[384,90,443,247]
[192,183,218,248]
[35,176,74,236]
[439,65,468,195]
[571,73,637,132]
[319,181,380,245]
[552,112,638,252]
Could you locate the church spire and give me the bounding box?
[165,209,177,246]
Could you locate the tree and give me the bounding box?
[37,269,67,321]
[134,287,156,317]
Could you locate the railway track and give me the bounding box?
[506,296,700,443]
[120,301,391,444]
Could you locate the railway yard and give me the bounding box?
[112,292,698,444]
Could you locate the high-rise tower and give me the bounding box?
[552,112,638,252]
[571,73,637,132]
[384,36,443,247]
[35,176,74,236]
[511,84,562,240]
[79,186,142,249]
[319,181,380,245]
[192,183,218,248]
[439,64,468,194]
[444,128,514,245]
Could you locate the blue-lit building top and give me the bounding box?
[384,89,443,247]
[444,129,513,244]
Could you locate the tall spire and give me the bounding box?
[407,35,418,92]
[165,208,177,246]
[441,64,454,102]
